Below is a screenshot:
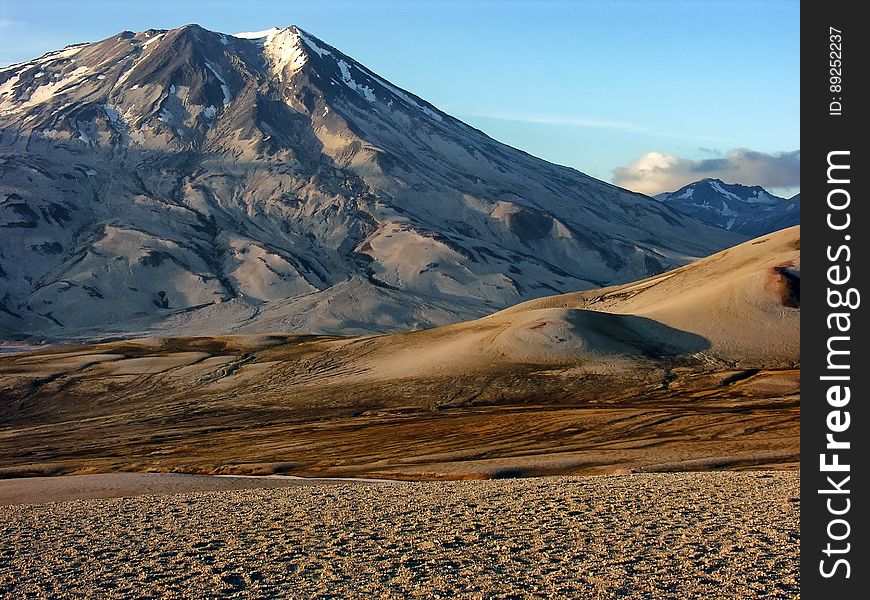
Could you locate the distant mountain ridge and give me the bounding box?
[654,178,799,237]
[0,25,743,341]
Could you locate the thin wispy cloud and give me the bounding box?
[613,149,800,195]
[459,110,733,143]
[0,20,20,29]
[466,111,652,133]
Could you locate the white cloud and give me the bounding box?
[612,148,800,195]
[460,110,733,142]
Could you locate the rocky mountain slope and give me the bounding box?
[0,25,743,341]
[655,178,799,237]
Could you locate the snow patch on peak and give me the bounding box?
[203,61,232,105]
[234,27,311,82]
[751,189,779,205]
[262,29,308,79]
[36,45,86,64]
[674,186,694,200]
[707,179,743,203]
[718,200,738,217]
[232,28,282,42]
[336,59,376,102]
[1,66,91,113]
[141,33,165,49]
[297,31,331,58]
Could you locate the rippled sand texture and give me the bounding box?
[0,472,799,598]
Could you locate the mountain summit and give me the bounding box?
[0,25,743,340]
[655,178,799,237]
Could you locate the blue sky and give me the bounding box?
[0,0,799,195]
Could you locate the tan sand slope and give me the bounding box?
[498,225,800,364]
[0,229,799,478]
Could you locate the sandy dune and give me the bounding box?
[0,471,799,598]
[0,229,799,478]
[498,225,800,364]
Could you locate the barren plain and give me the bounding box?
[0,471,799,598]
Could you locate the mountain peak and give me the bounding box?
[0,24,745,340]
[177,23,208,33]
[233,26,310,81]
[698,177,764,192]
[656,178,798,236]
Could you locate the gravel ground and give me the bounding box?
[0,473,370,505]
[0,471,799,598]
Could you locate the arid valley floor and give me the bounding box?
[0,230,800,596]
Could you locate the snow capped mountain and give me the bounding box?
[0,25,744,341]
[654,178,799,237]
